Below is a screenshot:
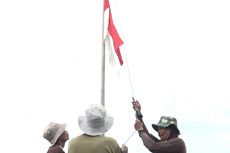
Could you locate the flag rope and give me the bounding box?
[123,130,136,145]
[104,0,137,143]
[112,0,135,98]
[112,0,138,144]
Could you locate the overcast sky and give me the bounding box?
[1,0,230,153]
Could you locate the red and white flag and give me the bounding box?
[104,0,124,65]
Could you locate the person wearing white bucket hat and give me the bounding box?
[43,122,69,153]
[68,104,128,153]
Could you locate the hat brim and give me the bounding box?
[50,123,66,145]
[152,123,169,132]
[152,124,180,134]
[78,114,113,136]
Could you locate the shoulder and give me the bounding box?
[92,136,120,147]
[176,137,186,145]
[164,137,185,146]
[174,137,186,153]
[102,136,122,152]
[69,135,83,145]
[169,137,186,149]
[178,138,186,149]
[103,136,118,143]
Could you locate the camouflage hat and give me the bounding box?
[152,116,180,134]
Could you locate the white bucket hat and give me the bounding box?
[43,122,66,145]
[78,104,113,136]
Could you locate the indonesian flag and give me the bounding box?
[104,0,124,65]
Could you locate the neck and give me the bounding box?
[55,141,64,148]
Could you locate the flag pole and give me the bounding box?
[101,0,105,106]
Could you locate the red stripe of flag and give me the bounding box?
[104,0,124,65]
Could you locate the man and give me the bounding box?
[43,122,69,153]
[133,100,186,153]
[68,104,128,153]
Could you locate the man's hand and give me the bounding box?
[132,100,141,112]
[134,119,144,131]
[121,144,128,153]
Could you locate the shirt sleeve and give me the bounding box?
[139,115,160,142]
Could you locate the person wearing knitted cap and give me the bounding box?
[68,104,128,153]
[43,122,69,153]
[132,100,186,153]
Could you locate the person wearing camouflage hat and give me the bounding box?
[132,100,186,153]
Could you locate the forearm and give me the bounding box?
[139,115,160,142]
[138,130,158,149]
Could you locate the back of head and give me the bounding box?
[78,104,114,136]
[43,122,66,145]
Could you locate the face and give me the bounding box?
[63,130,69,142]
[158,127,171,141]
[59,130,69,145]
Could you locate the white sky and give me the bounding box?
[0,0,230,153]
